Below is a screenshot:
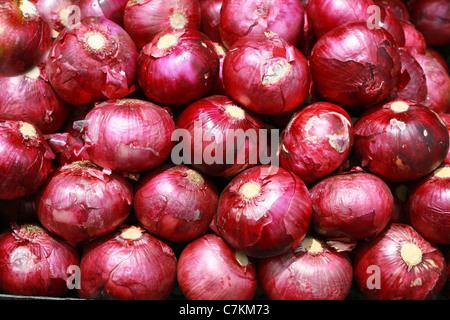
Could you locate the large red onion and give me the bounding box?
[354,99,449,182]
[406,165,450,244]
[219,0,304,49]
[222,32,311,115]
[45,16,138,107]
[177,234,258,300]
[199,0,223,43]
[174,95,266,178]
[0,65,70,134]
[0,0,52,76]
[0,115,54,200]
[138,29,219,108]
[37,161,133,244]
[309,169,393,242]
[215,165,312,258]
[0,223,79,297]
[258,235,353,300]
[123,0,201,50]
[353,223,448,300]
[79,225,177,300]
[134,164,220,242]
[279,102,354,184]
[309,22,401,110]
[82,98,175,173]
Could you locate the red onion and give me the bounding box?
[374,0,410,21]
[123,0,201,50]
[0,0,52,76]
[258,235,353,300]
[199,0,223,43]
[222,32,311,115]
[406,165,450,244]
[409,0,450,47]
[446,249,450,298]
[309,22,401,110]
[216,165,312,258]
[82,98,175,173]
[0,115,54,200]
[45,16,138,107]
[79,225,177,300]
[441,114,450,165]
[400,19,426,54]
[177,234,258,300]
[309,168,393,242]
[353,223,448,300]
[279,102,354,184]
[354,99,449,182]
[219,0,304,49]
[425,47,449,74]
[174,95,266,178]
[35,0,78,32]
[134,164,220,242]
[78,0,129,27]
[0,223,79,297]
[138,29,219,107]
[37,161,133,244]
[0,65,70,134]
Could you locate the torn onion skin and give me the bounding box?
[177,234,258,300]
[353,99,449,182]
[279,102,354,184]
[79,225,177,300]
[353,223,448,300]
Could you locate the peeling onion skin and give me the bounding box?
[0,115,55,200]
[406,165,450,244]
[216,165,313,258]
[309,170,393,242]
[177,234,258,300]
[258,235,353,300]
[82,98,176,173]
[37,161,133,244]
[0,224,79,297]
[309,22,402,110]
[353,223,448,300]
[79,225,177,300]
[279,102,355,184]
[222,32,311,115]
[45,16,138,107]
[134,164,220,242]
[353,99,449,182]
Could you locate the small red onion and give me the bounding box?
[199,0,223,43]
[216,165,312,258]
[258,235,353,300]
[353,223,448,300]
[177,234,258,300]
[37,161,133,244]
[79,225,177,300]
[0,223,79,297]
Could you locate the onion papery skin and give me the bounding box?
[199,0,223,43]
[400,19,426,55]
[353,99,449,182]
[82,98,175,173]
[123,0,201,50]
[353,223,448,300]
[219,0,304,49]
[279,102,354,184]
[0,0,52,76]
[175,95,266,178]
[216,165,312,258]
[406,165,450,244]
[409,0,450,47]
[134,164,220,242]
[258,235,353,300]
[45,16,138,107]
[177,234,258,300]
[0,65,71,134]
[37,161,133,244]
[222,32,311,115]
[0,115,54,200]
[309,22,401,110]
[309,170,393,242]
[0,223,79,297]
[79,225,177,300]
[138,29,219,108]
